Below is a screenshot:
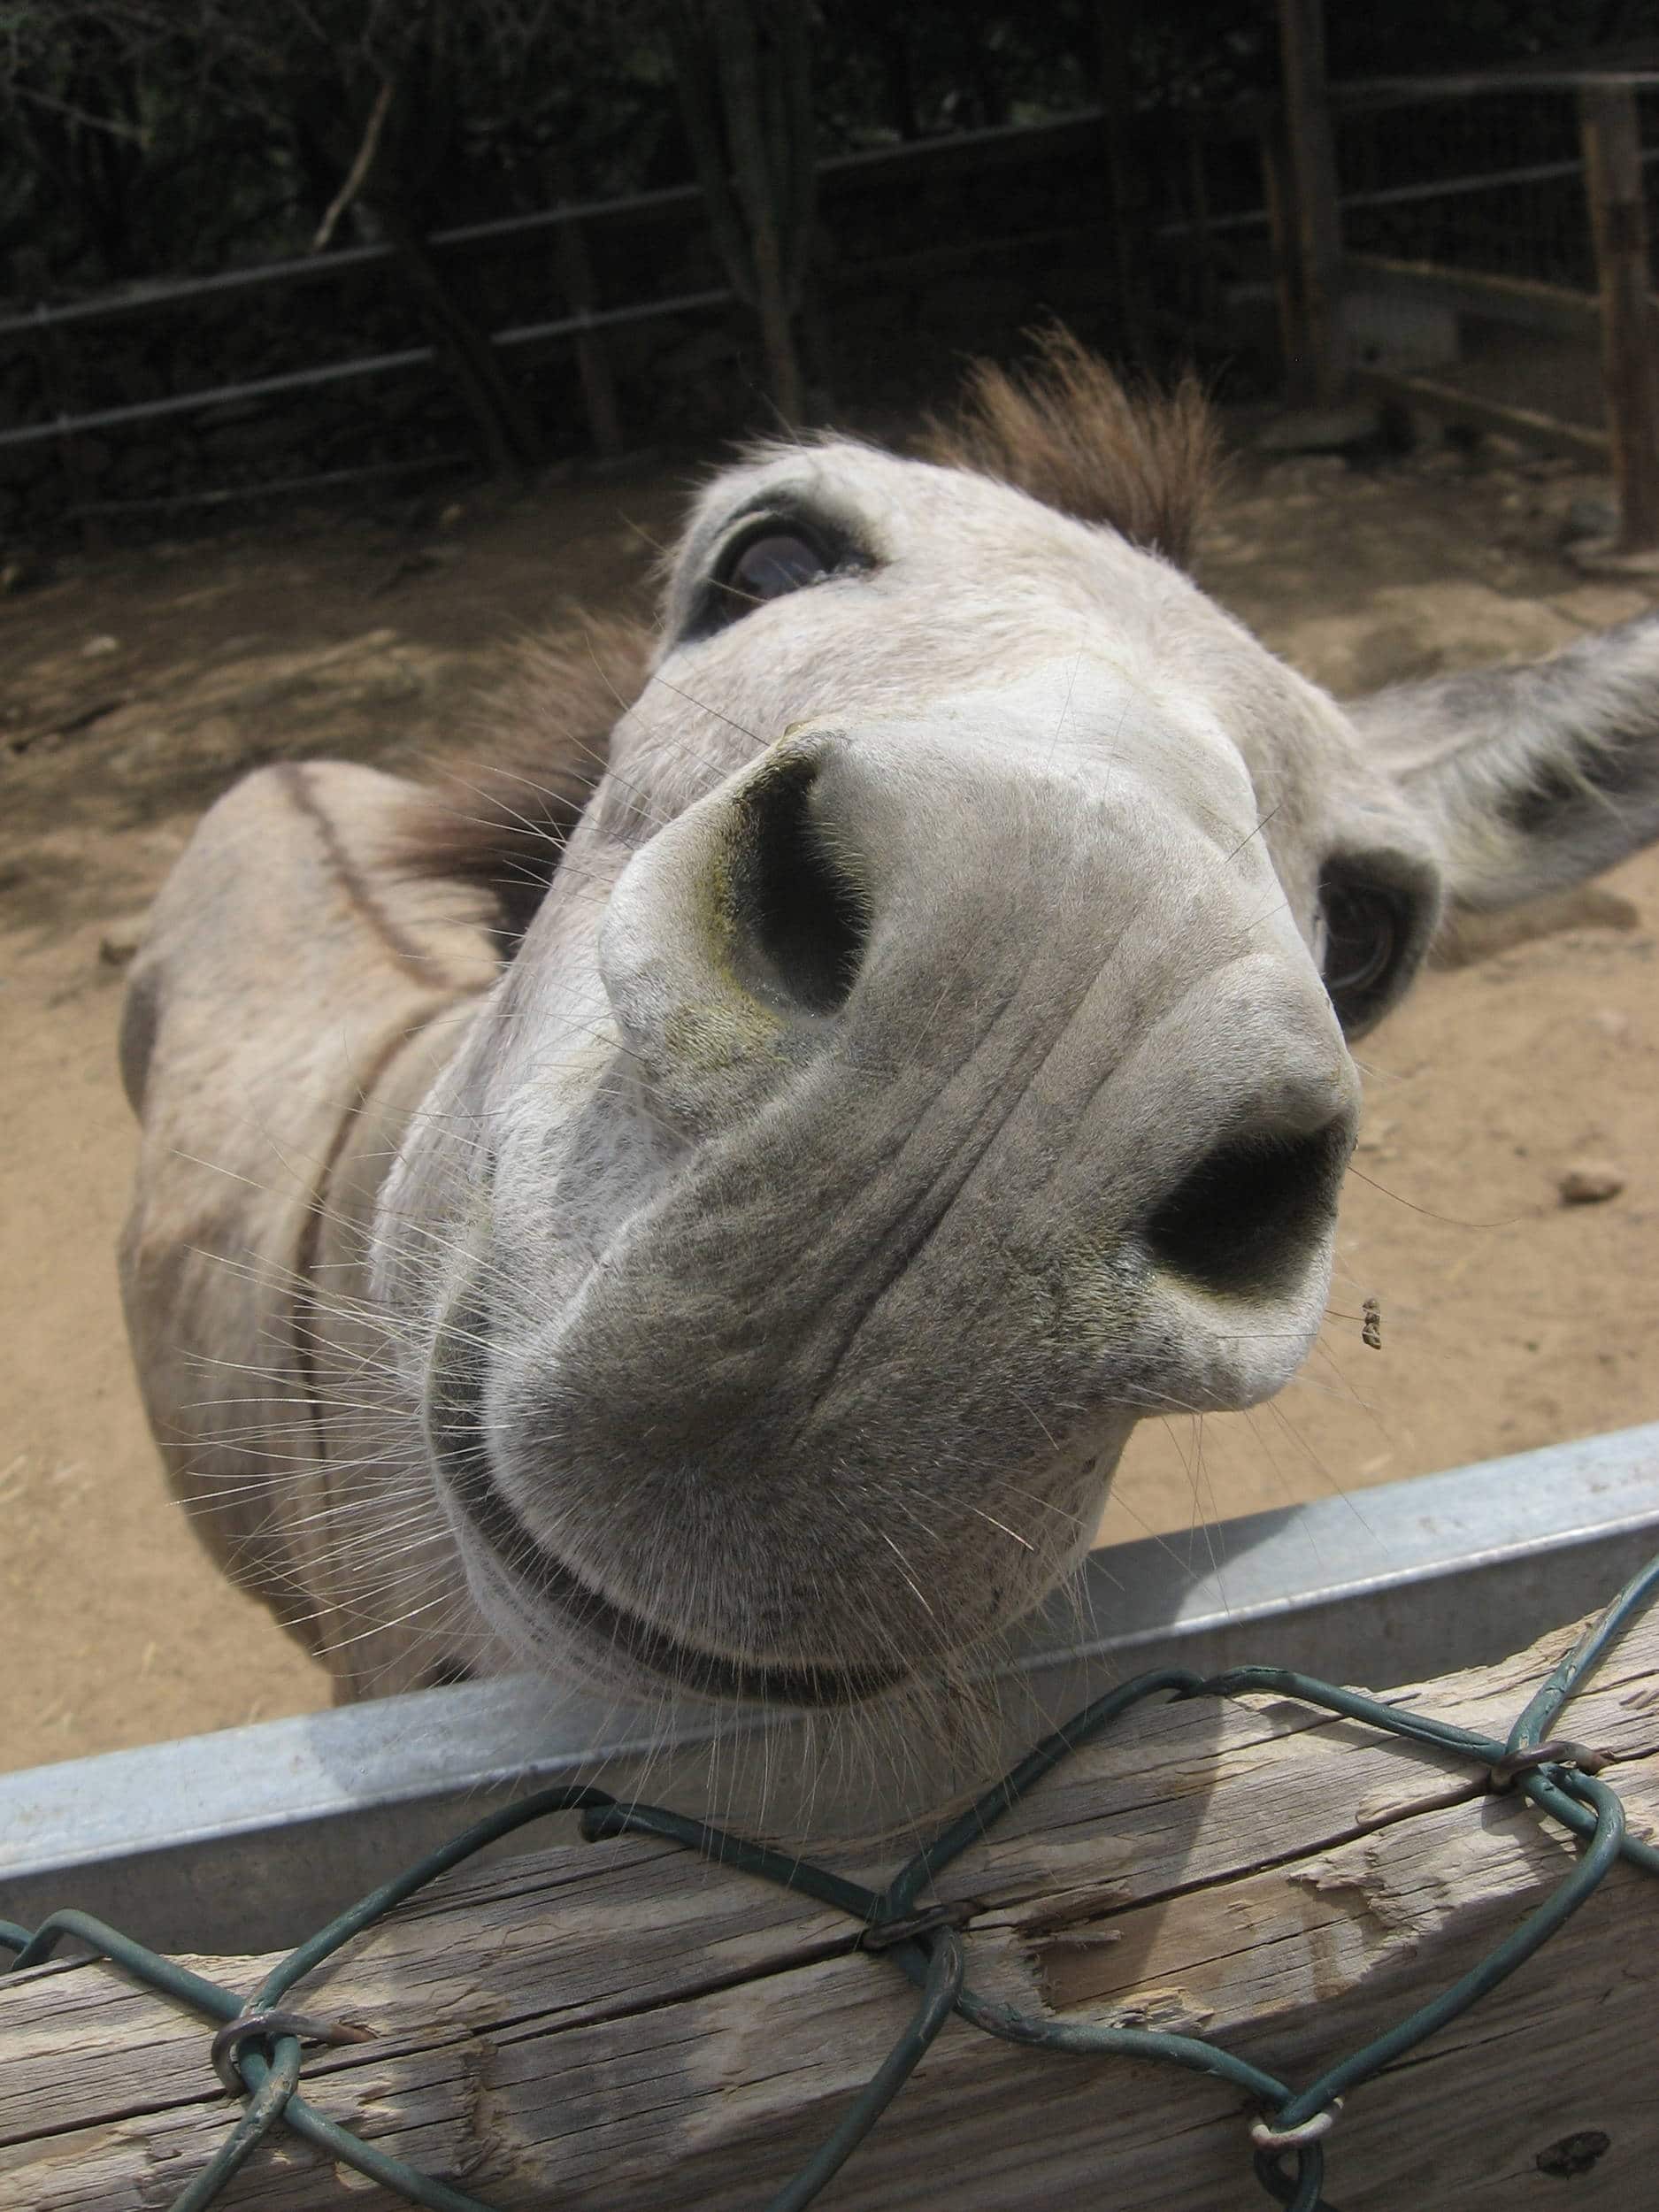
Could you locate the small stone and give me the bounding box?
[97,918,146,968]
[1558,1160,1624,1206]
[81,633,119,657]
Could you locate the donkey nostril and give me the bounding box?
[730,758,867,1016]
[1145,1119,1350,1301]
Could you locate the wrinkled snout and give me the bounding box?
[441,708,1362,1690]
[596,718,1359,1379]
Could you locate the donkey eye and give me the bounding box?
[1318,878,1401,1026]
[715,526,831,614]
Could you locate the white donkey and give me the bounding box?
[120,335,1659,1746]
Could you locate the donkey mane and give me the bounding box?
[396,615,650,940]
[398,333,1218,935]
[921,326,1219,570]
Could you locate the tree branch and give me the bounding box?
[311,75,394,252]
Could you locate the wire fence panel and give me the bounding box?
[1338,89,1595,288]
[4,1544,1657,2210]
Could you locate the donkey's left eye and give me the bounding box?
[1318,877,1401,1027]
[716,527,831,612]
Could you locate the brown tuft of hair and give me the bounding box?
[395,616,651,945]
[922,326,1221,571]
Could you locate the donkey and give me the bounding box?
[119,334,1659,1755]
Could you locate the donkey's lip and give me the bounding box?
[425,1323,904,1709]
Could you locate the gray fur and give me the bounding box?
[119,434,1659,1753]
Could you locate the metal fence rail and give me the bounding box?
[4,1423,1656,1958]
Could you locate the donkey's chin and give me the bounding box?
[423,1348,1110,1715]
[434,1422,914,1709]
[422,1350,914,1708]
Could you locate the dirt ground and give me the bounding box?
[4,431,1657,1776]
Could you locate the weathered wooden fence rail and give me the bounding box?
[3,1594,1655,2209]
[0,107,1125,528]
[15,57,1659,549]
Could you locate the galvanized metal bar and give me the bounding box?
[434,180,703,250]
[3,1425,1655,1956]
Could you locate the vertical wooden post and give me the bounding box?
[1094,0,1145,358]
[670,0,816,426]
[550,159,624,460]
[715,0,809,424]
[1185,107,1217,332]
[1579,80,1659,552]
[375,203,541,477]
[18,248,107,554]
[1274,0,1344,405]
[1260,106,1307,395]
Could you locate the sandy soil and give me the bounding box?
[4,437,1656,1775]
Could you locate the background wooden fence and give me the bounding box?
[10,53,1659,549]
[1271,35,1659,549]
[2,111,1171,541]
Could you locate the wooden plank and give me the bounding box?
[1335,68,1659,109]
[1351,365,1612,460]
[1579,83,1659,549]
[1274,0,1345,403]
[1094,0,1147,356]
[1343,251,1600,338]
[1261,109,1309,396]
[3,1604,1657,2207]
[549,156,624,461]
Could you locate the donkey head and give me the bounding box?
[385,335,1659,1717]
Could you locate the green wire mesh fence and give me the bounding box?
[6,1548,1658,2212]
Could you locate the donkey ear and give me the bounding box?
[1347,614,1659,913]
